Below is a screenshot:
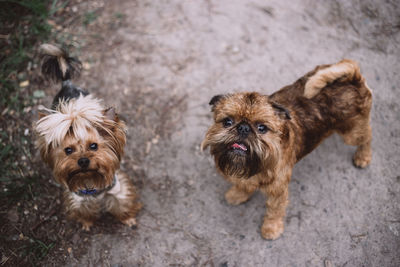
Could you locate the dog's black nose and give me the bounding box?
[78,157,90,168]
[237,123,251,137]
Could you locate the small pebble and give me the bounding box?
[232,46,240,53]
[19,80,29,87]
[83,62,91,70]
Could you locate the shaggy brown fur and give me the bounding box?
[36,101,142,230]
[35,44,141,230]
[63,170,142,230]
[202,59,372,240]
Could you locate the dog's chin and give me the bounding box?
[211,141,262,179]
[68,169,100,178]
[66,169,110,192]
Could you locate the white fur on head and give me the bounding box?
[35,95,107,149]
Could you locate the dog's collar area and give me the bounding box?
[78,188,97,195]
[74,175,117,197]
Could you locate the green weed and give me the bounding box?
[22,237,55,265]
[0,0,62,265]
[83,10,98,25]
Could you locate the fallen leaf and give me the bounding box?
[19,80,29,87]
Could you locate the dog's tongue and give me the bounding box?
[232,143,247,151]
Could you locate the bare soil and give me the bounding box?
[3,0,400,266]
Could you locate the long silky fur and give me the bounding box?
[40,43,82,82]
[35,95,126,157]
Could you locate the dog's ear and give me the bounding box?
[36,137,54,168]
[271,101,291,120]
[104,107,117,121]
[38,112,47,119]
[102,107,126,160]
[209,94,226,111]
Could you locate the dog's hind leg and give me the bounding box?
[105,171,142,228]
[339,112,372,168]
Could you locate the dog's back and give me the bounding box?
[304,59,372,122]
[271,59,372,163]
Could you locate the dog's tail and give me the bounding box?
[40,44,82,82]
[304,59,364,99]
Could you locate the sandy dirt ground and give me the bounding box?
[40,0,400,266]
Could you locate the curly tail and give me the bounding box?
[40,44,82,82]
[304,59,363,99]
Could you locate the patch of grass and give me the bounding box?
[22,237,55,264]
[0,0,50,202]
[83,10,98,25]
[0,0,66,265]
[0,0,106,265]
[114,12,125,19]
[0,0,52,196]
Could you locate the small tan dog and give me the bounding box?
[35,44,141,230]
[202,59,372,240]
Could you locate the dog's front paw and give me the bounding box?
[225,186,252,205]
[81,221,93,231]
[122,217,137,228]
[353,147,371,168]
[261,219,284,240]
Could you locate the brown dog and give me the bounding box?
[201,59,372,240]
[35,44,142,230]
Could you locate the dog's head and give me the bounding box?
[35,95,126,193]
[201,92,291,179]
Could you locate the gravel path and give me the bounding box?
[64,0,400,266]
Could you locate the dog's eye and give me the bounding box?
[257,124,268,134]
[222,118,234,127]
[89,143,98,151]
[64,147,73,155]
